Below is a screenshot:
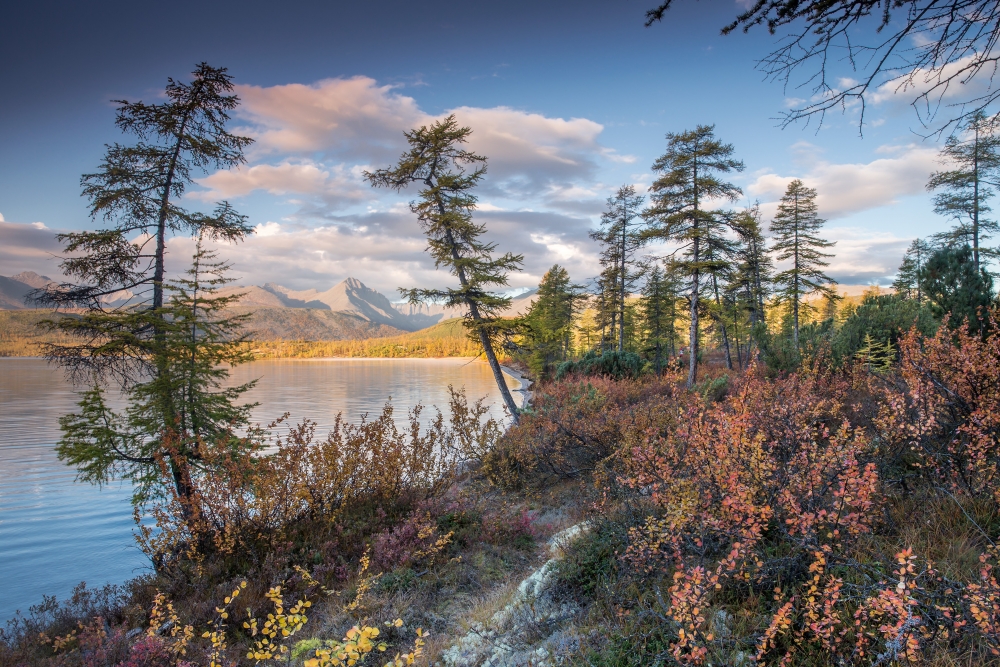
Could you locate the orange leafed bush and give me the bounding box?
[876,319,1000,501]
[137,388,499,565]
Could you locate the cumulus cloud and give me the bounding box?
[822,227,912,285]
[193,162,370,204]
[235,77,426,161]
[163,205,600,297]
[747,144,939,219]
[0,221,63,277]
[227,76,620,208]
[448,106,606,192]
[869,56,987,108]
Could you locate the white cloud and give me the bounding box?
[193,162,369,203]
[823,227,912,284]
[870,55,985,107]
[747,144,939,219]
[31,222,47,230]
[254,221,282,237]
[235,77,426,161]
[0,221,62,277]
[0,212,4,222]
[160,205,601,297]
[227,77,619,208]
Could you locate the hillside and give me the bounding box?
[249,317,481,359]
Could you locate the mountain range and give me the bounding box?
[0,273,538,340]
[0,272,54,309]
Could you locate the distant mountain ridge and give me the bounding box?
[0,273,540,341]
[0,271,53,309]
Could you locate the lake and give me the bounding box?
[0,357,521,624]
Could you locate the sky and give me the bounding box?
[0,0,970,297]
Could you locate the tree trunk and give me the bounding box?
[440,214,520,422]
[712,273,733,370]
[689,265,699,387]
[974,126,981,272]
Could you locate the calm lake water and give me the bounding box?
[0,357,520,624]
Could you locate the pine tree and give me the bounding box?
[643,125,744,386]
[639,260,683,375]
[590,185,645,352]
[365,115,524,420]
[893,238,932,302]
[57,235,257,509]
[522,265,585,378]
[927,112,1000,272]
[769,179,837,348]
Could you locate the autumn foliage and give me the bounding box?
[494,321,1000,664]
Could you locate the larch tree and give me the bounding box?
[769,179,837,348]
[33,64,255,510]
[365,115,524,421]
[522,265,586,378]
[731,203,772,329]
[643,125,744,386]
[725,206,772,369]
[893,238,933,303]
[639,260,683,375]
[58,235,257,510]
[590,184,645,352]
[927,112,1000,273]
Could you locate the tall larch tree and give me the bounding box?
[731,203,772,329]
[32,64,255,510]
[590,185,645,352]
[770,179,837,348]
[366,115,523,421]
[639,260,683,374]
[643,125,744,386]
[893,238,932,303]
[927,112,1000,273]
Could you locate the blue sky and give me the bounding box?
[0,0,965,295]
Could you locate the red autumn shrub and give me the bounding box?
[492,371,687,485]
[877,319,1000,501]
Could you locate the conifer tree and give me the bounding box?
[919,244,995,335]
[57,236,257,508]
[731,204,772,328]
[639,260,683,374]
[927,112,1000,272]
[769,179,837,348]
[590,185,645,352]
[699,217,738,369]
[366,116,523,420]
[644,125,744,386]
[522,265,585,378]
[32,64,255,512]
[35,63,254,387]
[893,238,932,303]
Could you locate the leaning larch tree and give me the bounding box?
[366,115,524,421]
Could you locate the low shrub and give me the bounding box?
[554,350,644,381]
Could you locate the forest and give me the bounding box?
[9,0,1000,663]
